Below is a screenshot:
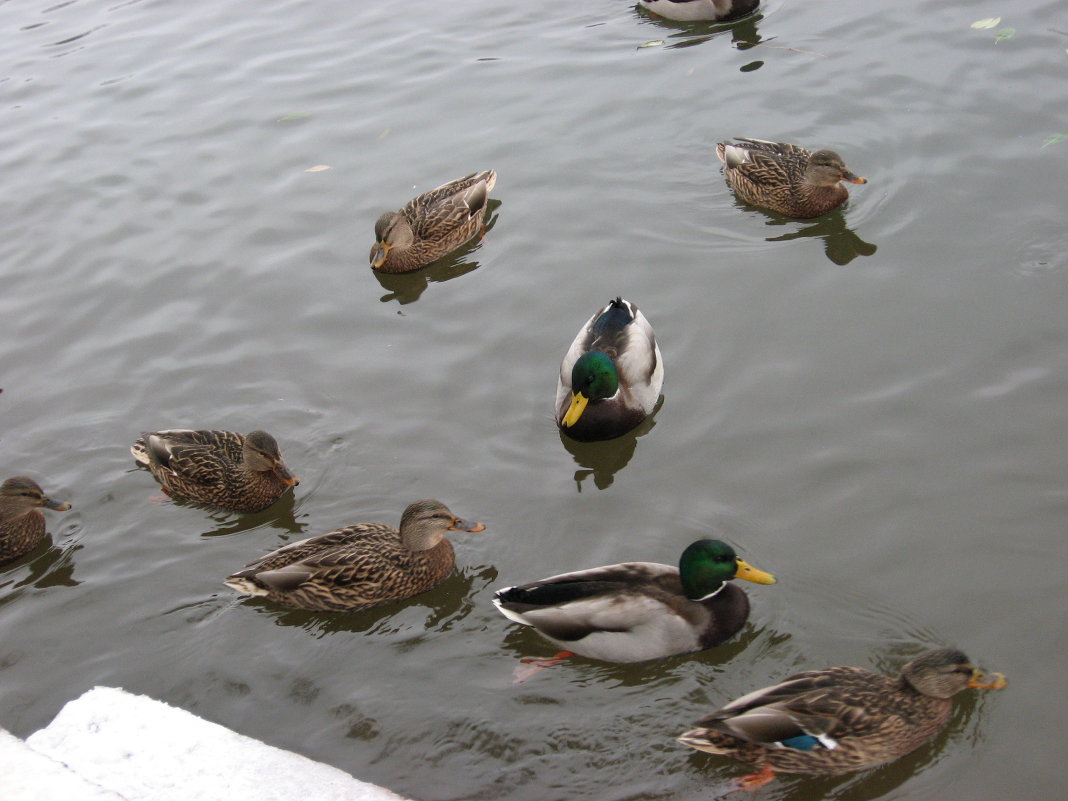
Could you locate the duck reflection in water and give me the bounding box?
[373,202,500,305]
[560,401,661,491]
[635,3,764,58]
[764,208,878,265]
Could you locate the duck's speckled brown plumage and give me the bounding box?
[716,138,866,218]
[678,648,1007,782]
[224,499,486,612]
[370,170,497,273]
[131,429,298,513]
[0,477,70,565]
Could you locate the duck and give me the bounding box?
[638,0,759,22]
[493,539,776,664]
[556,297,664,442]
[0,477,71,565]
[677,647,1007,790]
[224,499,486,612]
[369,170,497,273]
[716,138,867,218]
[131,429,298,513]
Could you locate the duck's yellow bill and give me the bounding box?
[561,392,589,428]
[735,558,777,585]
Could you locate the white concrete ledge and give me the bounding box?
[6,686,408,801]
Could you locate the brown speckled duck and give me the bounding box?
[0,477,70,565]
[131,429,298,513]
[677,648,1007,790]
[716,138,867,218]
[224,499,486,611]
[369,170,497,273]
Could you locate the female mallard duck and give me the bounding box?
[677,648,1007,789]
[224,499,486,612]
[0,477,71,565]
[369,170,497,273]
[493,539,775,664]
[556,297,664,442]
[639,0,759,22]
[716,138,867,218]
[131,429,298,513]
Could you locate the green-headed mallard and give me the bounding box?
[556,297,664,442]
[716,138,867,218]
[0,476,71,565]
[369,170,497,273]
[493,539,775,664]
[639,0,759,22]
[677,647,1007,789]
[131,429,298,513]
[224,499,486,612]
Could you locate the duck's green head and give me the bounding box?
[562,351,619,428]
[678,539,777,601]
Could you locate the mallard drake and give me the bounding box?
[131,429,298,513]
[493,539,775,664]
[0,477,70,565]
[556,297,664,442]
[369,170,497,273]
[716,138,867,218]
[639,0,759,22]
[224,499,486,612]
[677,648,1007,789]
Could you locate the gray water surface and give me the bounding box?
[2,2,1066,800]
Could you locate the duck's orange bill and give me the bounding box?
[968,670,1008,690]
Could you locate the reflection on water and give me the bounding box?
[635,5,765,57]
[558,396,663,490]
[373,203,501,305]
[764,209,878,266]
[0,540,82,602]
[196,491,307,537]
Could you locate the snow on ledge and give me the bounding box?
[22,686,409,801]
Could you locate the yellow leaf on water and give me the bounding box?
[638,39,664,49]
[970,17,1001,29]
[305,165,330,172]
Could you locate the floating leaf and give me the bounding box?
[971,17,1001,29]
[277,112,311,122]
[994,27,1015,43]
[1042,133,1068,148]
[305,165,330,172]
[378,127,391,140]
[638,39,664,49]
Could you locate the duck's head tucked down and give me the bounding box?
[241,430,300,487]
[369,212,414,269]
[556,297,664,442]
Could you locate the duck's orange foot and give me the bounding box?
[733,764,776,792]
[511,650,575,684]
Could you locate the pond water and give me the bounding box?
[2,1,1066,800]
